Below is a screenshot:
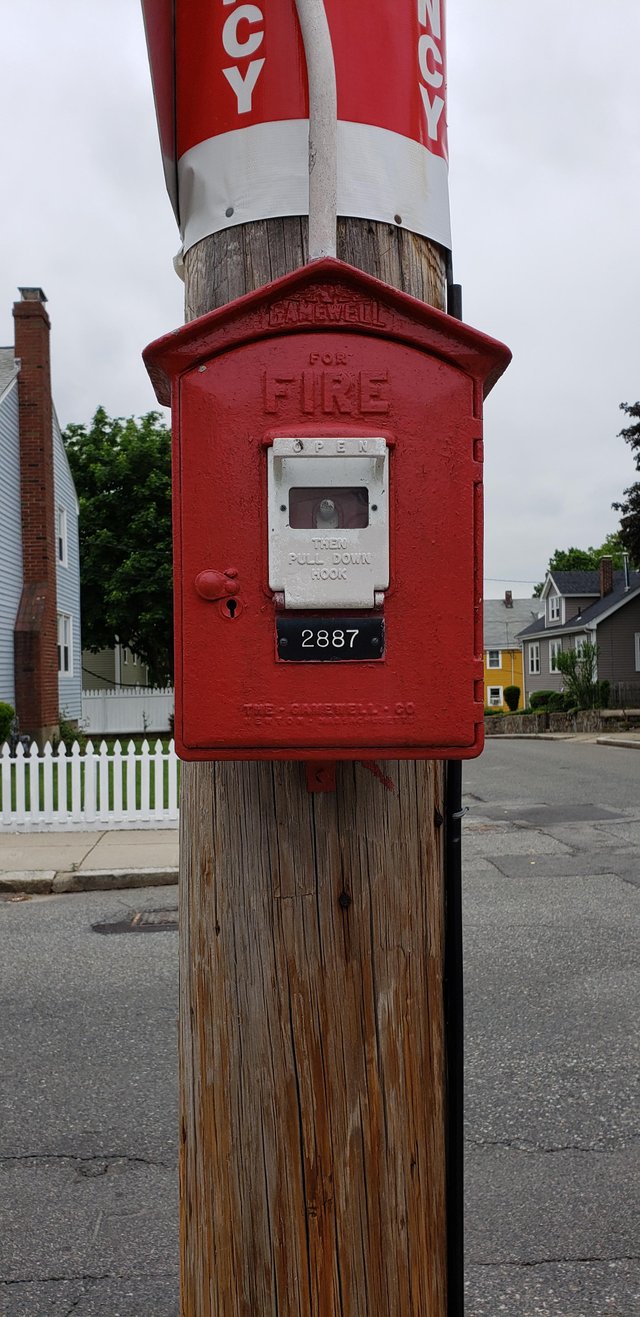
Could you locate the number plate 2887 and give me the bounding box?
[276,616,385,662]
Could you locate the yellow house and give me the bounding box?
[483,594,539,710]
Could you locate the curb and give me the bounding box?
[0,867,179,896]
[484,733,577,741]
[595,737,640,751]
[485,732,640,746]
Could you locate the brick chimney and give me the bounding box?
[599,555,613,598]
[12,288,59,745]
[504,590,513,608]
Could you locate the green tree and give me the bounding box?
[532,531,625,596]
[64,408,173,685]
[612,401,640,568]
[555,641,599,708]
[0,702,15,746]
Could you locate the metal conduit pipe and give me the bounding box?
[294,0,338,260]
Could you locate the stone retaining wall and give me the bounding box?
[485,709,640,736]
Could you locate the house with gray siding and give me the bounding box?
[517,559,640,704]
[0,288,82,742]
[82,643,150,691]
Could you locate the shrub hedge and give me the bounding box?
[529,690,556,710]
[0,702,15,746]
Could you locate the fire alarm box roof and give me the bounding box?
[143,258,511,407]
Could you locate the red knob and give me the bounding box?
[195,569,239,601]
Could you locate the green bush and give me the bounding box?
[597,679,610,709]
[0,702,15,746]
[503,685,520,712]
[484,708,503,717]
[547,692,567,712]
[52,718,87,752]
[555,642,600,709]
[529,690,556,710]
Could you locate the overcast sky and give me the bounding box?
[2,1,639,598]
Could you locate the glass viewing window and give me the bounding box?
[289,487,369,530]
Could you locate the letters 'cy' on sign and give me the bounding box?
[142,0,451,255]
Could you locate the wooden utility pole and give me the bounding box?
[179,218,450,1315]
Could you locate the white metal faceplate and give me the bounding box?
[268,437,389,610]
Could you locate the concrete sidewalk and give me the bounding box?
[0,829,179,895]
[1,732,638,896]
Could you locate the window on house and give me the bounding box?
[122,647,128,665]
[547,594,560,622]
[57,506,68,566]
[549,640,562,672]
[132,653,138,667]
[635,633,640,672]
[574,635,587,657]
[488,686,503,707]
[57,613,72,676]
[528,642,540,675]
[487,649,501,669]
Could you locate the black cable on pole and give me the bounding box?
[445,274,465,1315]
[444,759,465,1316]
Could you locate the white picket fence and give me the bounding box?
[81,687,174,735]
[0,739,179,833]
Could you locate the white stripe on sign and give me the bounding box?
[177,119,452,255]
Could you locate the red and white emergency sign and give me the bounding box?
[142,0,451,255]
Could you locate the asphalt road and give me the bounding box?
[463,739,639,1314]
[0,886,180,1316]
[0,739,638,1315]
[466,735,640,813]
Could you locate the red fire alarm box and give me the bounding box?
[144,259,510,761]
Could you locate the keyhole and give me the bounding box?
[226,598,238,618]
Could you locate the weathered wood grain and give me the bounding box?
[180,218,448,1315]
